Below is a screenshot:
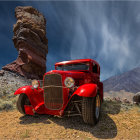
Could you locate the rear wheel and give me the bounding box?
[17,93,31,114]
[82,94,101,125]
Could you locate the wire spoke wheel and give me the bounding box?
[17,93,31,114]
[82,93,101,125]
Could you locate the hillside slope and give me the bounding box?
[103,67,140,93]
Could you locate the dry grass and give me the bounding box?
[0,100,139,140]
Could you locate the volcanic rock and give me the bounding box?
[2,6,48,79]
[133,92,140,104]
[0,70,4,76]
[123,98,130,104]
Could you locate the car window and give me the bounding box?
[56,63,89,71]
[93,64,98,73]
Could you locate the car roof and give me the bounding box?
[55,59,99,66]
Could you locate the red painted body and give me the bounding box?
[14,59,103,116]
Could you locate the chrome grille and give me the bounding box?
[44,74,63,110]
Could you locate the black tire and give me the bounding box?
[82,94,101,125]
[17,93,30,114]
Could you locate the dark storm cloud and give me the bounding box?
[66,2,134,80]
[44,1,140,80]
[0,1,140,80]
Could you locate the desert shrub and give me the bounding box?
[0,85,18,111]
[0,100,13,111]
[0,90,9,97]
[7,93,15,99]
[102,100,121,114]
[11,96,18,109]
[21,129,30,138]
[120,103,134,111]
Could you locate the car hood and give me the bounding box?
[45,70,87,80]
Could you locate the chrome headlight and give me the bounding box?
[64,77,75,88]
[32,80,39,89]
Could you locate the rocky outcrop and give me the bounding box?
[2,6,48,79]
[133,92,140,104]
[0,70,4,76]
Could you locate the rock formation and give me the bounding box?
[133,92,140,104]
[2,6,48,79]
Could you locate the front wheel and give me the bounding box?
[17,93,31,114]
[82,94,101,125]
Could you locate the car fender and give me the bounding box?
[73,83,98,97]
[14,85,44,111]
[14,85,33,96]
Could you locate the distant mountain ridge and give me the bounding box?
[103,67,140,93]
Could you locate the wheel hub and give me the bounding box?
[95,95,100,119]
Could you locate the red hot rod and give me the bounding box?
[14,59,103,125]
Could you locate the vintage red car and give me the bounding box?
[14,59,103,125]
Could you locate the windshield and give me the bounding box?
[56,63,89,71]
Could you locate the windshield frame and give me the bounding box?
[55,62,90,71]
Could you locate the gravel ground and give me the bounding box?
[0,103,139,139]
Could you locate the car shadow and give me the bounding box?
[19,100,121,139]
[19,114,51,124]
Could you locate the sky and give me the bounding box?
[0,1,140,81]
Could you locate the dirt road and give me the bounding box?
[0,105,139,140]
